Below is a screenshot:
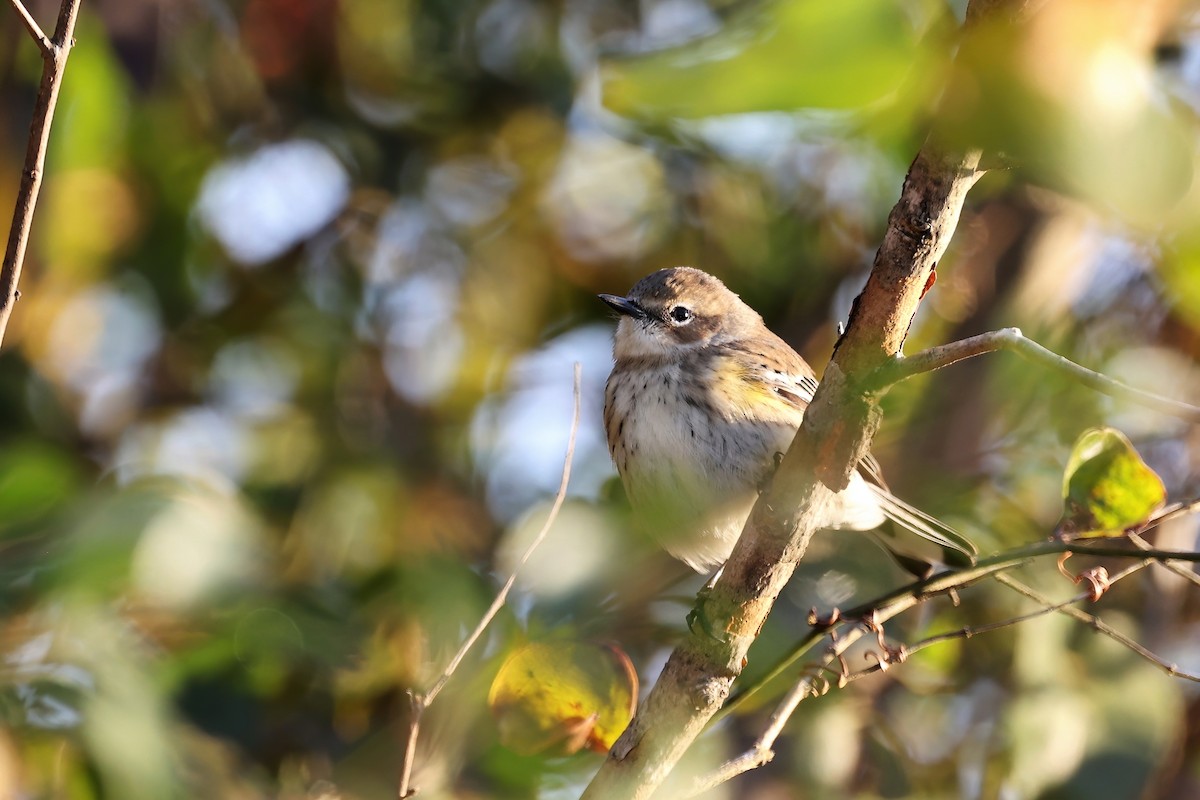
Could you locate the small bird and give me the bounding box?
[600,267,975,575]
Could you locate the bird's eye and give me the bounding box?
[669,306,693,324]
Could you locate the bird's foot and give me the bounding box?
[757,451,786,494]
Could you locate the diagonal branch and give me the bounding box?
[1131,532,1200,588]
[1,0,83,349]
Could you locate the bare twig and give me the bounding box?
[877,328,1200,423]
[1141,499,1200,534]
[1,0,82,348]
[911,560,1152,654]
[1130,532,1200,588]
[8,0,50,50]
[683,680,797,797]
[396,364,582,799]
[1061,539,1200,562]
[397,692,422,799]
[994,572,1200,682]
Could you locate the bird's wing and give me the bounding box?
[734,336,976,564]
[866,484,977,561]
[731,335,819,413]
[858,452,975,561]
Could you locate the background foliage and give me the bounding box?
[1,0,1199,797]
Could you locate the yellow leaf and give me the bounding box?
[487,641,637,756]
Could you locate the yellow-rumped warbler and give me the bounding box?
[600,267,975,575]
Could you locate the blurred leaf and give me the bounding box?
[1161,242,1200,331]
[54,478,265,609]
[487,641,637,756]
[50,16,131,172]
[41,170,141,279]
[0,442,81,528]
[1058,427,1165,536]
[939,2,1192,223]
[603,0,926,118]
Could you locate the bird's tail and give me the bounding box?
[866,484,977,573]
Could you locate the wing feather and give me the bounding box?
[866,483,977,563]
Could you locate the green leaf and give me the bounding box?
[487,641,637,756]
[1059,427,1166,536]
[602,0,928,118]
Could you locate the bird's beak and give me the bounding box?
[598,294,647,320]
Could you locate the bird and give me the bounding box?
[599,266,975,576]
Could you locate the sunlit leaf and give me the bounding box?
[487,641,637,756]
[1058,427,1165,536]
[602,0,928,118]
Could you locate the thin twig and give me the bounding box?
[910,560,1152,654]
[1,0,82,348]
[1141,499,1200,533]
[8,0,50,50]
[994,572,1200,681]
[1130,532,1200,588]
[877,328,1200,422]
[1062,540,1200,561]
[689,627,869,795]
[396,364,582,799]
[684,682,794,797]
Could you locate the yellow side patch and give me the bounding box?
[709,357,799,422]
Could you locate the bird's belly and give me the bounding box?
[613,379,795,570]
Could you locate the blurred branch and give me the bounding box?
[877,328,1200,423]
[994,571,1200,682]
[398,364,582,799]
[1141,498,1200,535]
[0,0,81,348]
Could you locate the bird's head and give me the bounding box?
[599,267,763,360]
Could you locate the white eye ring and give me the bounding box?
[669,306,693,324]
